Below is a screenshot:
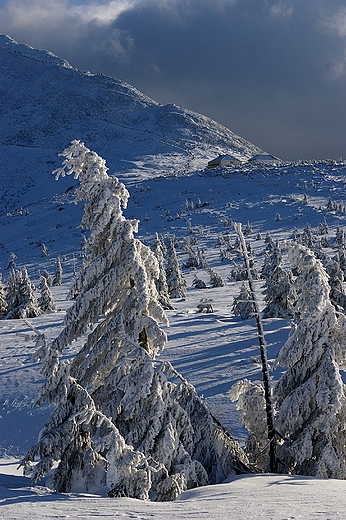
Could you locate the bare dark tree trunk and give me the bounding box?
[234,222,277,473]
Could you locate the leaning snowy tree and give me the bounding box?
[274,243,346,478]
[22,141,249,500]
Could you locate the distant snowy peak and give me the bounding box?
[0,33,74,70]
[0,34,263,209]
[0,33,261,154]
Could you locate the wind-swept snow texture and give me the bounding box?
[2,34,346,518]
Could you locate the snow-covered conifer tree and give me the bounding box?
[18,267,42,318]
[52,256,63,286]
[38,275,56,312]
[262,265,294,319]
[150,233,174,310]
[165,235,186,298]
[41,270,52,286]
[184,243,208,269]
[274,243,346,478]
[23,141,248,499]
[229,379,268,469]
[208,268,225,288]
[337,247,346,280]
[264,232,275,252]
[335,227,346,247]
[261,240,281,280]
[229,260,247,281]
[6,252,17,270]
[192,274,207,289]
[327,196,336,212]
[318,217,329,236]
[243,221,253,236]
[0,274,7,316]
[232,283,255,319]
[322,255,346,312]
[5,269,18,317]
[261,242,294,319]
[300,223,316,249]
[292,227,301,244]
[6,268,41,319]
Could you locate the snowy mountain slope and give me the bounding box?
[0,34,262,213]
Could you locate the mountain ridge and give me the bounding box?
[0,34,263,211]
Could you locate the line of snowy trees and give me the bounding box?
[21,141,249,500]
[0,258,64,319]
[9,140,346,493]
[230,228,346,479]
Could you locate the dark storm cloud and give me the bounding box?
[1,0,346,160]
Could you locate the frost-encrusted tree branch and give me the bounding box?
[23,141,248,499]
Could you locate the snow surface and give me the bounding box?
[2,160,346,518]
[2,34,346,518]
[2,459,346,519]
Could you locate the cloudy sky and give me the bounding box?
[1,0,346,161]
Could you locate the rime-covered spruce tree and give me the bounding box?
[192,274,207,289]
[208,268,225,288]
[165,235,186,298]
[0,274,7,316]
[52,256,63,286]
[232,283,255,320]
[229,379,268,470]
[150,233,174,310]
[38,275,56,312]
[274,243,346,478]
[261,241,294,319]
[6,268,42,319]
[22,141,248,499]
